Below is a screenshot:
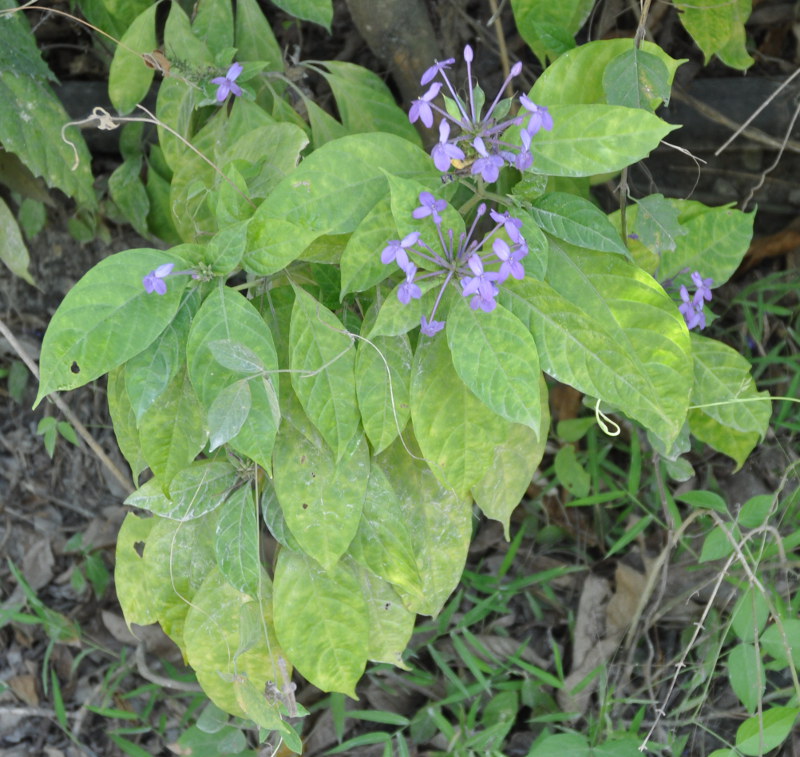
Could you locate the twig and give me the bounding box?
[0,316,134,494]
[135,644,203,692]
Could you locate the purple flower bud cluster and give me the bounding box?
[409,45,552,182]
[678,271,713,330]
[381,192,528,335]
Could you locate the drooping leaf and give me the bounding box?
[186,287,280,471]
[138,368,208,486]
[191,0,234,58]
[347,465,422,598]
[35,249,190,405]
[106,366,147,484]
[688,333,770,468]
[377,435,472,616]
[0,196,34,285]
[214,485,261,597]
[115,513,158,629]
[289,286,359,458]
[446,298,543,432]
[355,331,413,454]
[273,550,370,697]
[510,0,594,64]
[234,0,283,71]
[184,566,286,724]
[472,378,550,538]
[269,0,333,30]
[675,0,753,69]
[108,3,158,114]
[272,402,368,570]
[411,334,512,497]
[728,643,764,714]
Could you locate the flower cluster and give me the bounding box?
[409,45,552,182]
[381,192,528,335]
[678,271,713,330]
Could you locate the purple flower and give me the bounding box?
[381,231,420,268]
[679,285,706,330]
[413,191,447,224]
[520,95,553,136]
[470,137,504,183]
[420,315,445,336]
[397,262,422,304]
[142,263,174,295]
[420,57,455,86]
[691,271,713,304]
[409,82,442,128]
[431,120,465,172]
[461,254,500,312]
[211,62,243,103]
[493,238,526,281]
[489,209,524,244]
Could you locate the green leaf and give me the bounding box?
[531,39,684,107]
[108,158,150,237]
[106,367,147,484]
[730,586,770,644]
[500,245,692,448]
[290,286,359,458]
[186,287,280,471]
[234,0,283,70]
[728,643,764,714]
[0,1,56,81]
[528,192,629,256]
[472,395,548,539]
[35,249,189,405]
[115,513,158,629]
[191,0,234,59]
[510,0,594,64]
[632,194,686,254]
[716,0,754,70]
[315,61,421,144]
[446,298,542,432]
[355,566,415,669]
[660,205,754,287]
[108,3,158,114]
[529,105,678,177]
[735,707,799,756]
[377,436,472,617]
[340,196,396,297]
[138,368,208,486]
[71,0,153,41]
[272,406,368,570]
[0,66,95,208]
[760,619,800,668]
[688,333,771,468]
[675,489,728,514]
[602,48,671,112]
[244,133,436,275]
[0,196,34,285]
[269,0,333,30]
[273,550,369,696]
[184,567,285,722]
[163,2,214,67]
[124,460,237,521]
[355,330,413,454]
[675,0,753,69]
[207,380,251,451]
[411,333,512,497]
[214,485,260,597]
[348,465,422,598]
[554,444,591,497]
[126,509,220,646]
[124,296,193,421]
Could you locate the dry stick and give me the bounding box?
[714,65,800,156]
[135,644,203,692]
[0,316,134,494]
[487,0,512,96]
